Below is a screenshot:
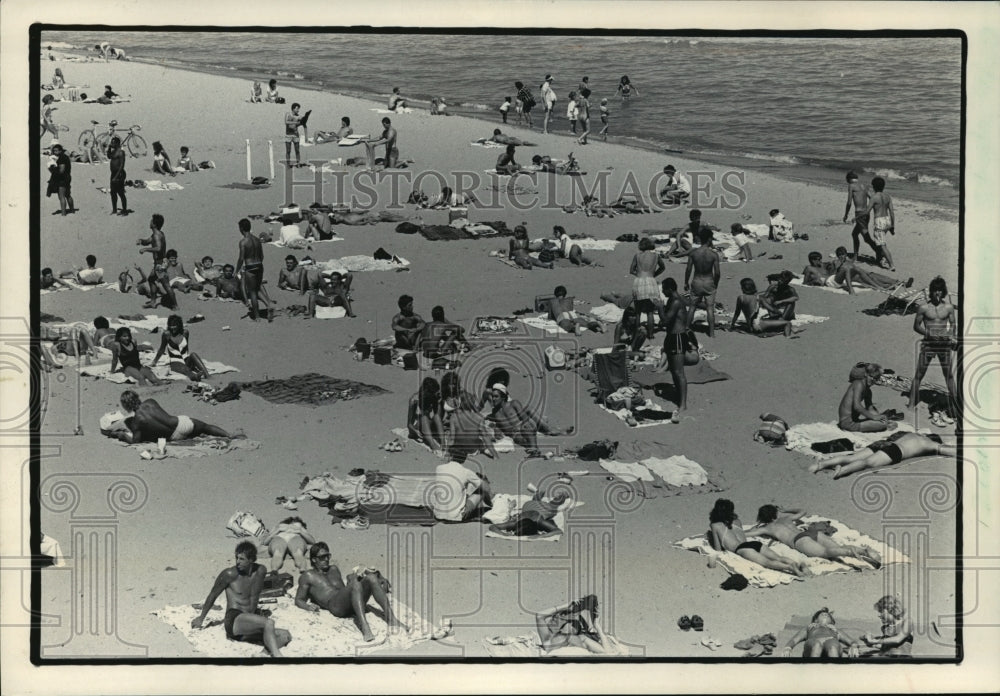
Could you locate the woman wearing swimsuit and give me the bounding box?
[615,75,639,101]
[151,315,210,381]
[852,594,914,657]
[152,141,175,176]
[508,225,553,270]
[629,237,667,332]
[709,498,808,578]
[110,327,164,386]
[730,278,793,337]
[534,595,612,654]
[260,516,316,573]
[407,377,446,457]
[782,608,857,657]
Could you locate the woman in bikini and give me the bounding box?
[508,225,554,270]
[110,327,164,386]
[152,141,175,176]
[730,278,793,337]
[151,315,210,381]
[260,516,316,573]
[615,75,639,101]
[406,377,446,456]
[709,498,808,578]
[782,608,857,657]
[629,237,667,334]
[534,595,613,654]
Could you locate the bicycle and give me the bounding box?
[80,120,148,159]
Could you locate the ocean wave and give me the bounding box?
[44,41,77,50]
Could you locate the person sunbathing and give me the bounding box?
[295,542,407,642]
[509,225,553,270]
[851,594,914,657]
[730,278,793,337]
[260,516,317,573]
[709,498,809,578]
[313,117,354,143]
[214,265,245,301]
[57,254,104,285]
[824,247,909,293]
[307,271,355,318]
[40,267,72,291]
[421,306,469,363]
[45,316,115,365]
[194,256,223,285]
[496,144,522,176]
[760,270,798,321]
[529,153,579,174]
[163,250,203,293]
[747,504,881,567]
[545,225,597,266]
[489,484,573,538]
[810,431,953,478]
[535,595,613,654]
[109,327,165,386]
[407,377,446,456]
[423,186,477,209]
[249,80,263,103]
[838,362,897,433]
[443,392,497,463]
[191,541,291,657]
[150,315,210,381]
[278,255,306,291]
[478,128,536,147]
[304,208,337,240]
[486,383,573,458]
[547,285,605,335]
[112,389,234,443]
[781,608,856,657]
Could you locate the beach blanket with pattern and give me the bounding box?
[784,421,916,458]
[673,515,911,588]
[154,595,436,657]
[598,450,727,499]
[239,374,389,406]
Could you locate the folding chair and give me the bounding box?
[590,350,636,405]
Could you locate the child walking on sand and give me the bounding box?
[598,98,610,140]
[499,96,512,124]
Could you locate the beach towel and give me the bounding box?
[482,494,584,542]
[240,374,388,407]
[470,140,506,149]
[80,360,239,384]
[790,277,872,294]
[387,427,516,456]
[631,360,732,387]
[312,305,348,319]
[40,277,102,294]
[119,436,260,459]
[599,398,674,428]
[784,421,916,458]
[471,316,519,335]
[483,633,630,658]
[588,304,626,324]
[599,456,726,499]
[153,595,435,657]
[267,236,341,249]
[571,238,619,251]
[371,107,414,114]
[673,515,910,588]
[317,256,410,274]
[517,314,582,335]
[141,179,184,192]
[109,314,165,332]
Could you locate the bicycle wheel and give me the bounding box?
[126,134,148,158]
[95,132,112,154]
[78,130,95,150]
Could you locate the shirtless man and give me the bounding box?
[486,383,573,458]
[838,363,897,433]
[421,306,470,360]
[907,276,958,423]
[215,265,244,301]
[843,170,880,262]
[307,271,356,318]
[191,541,290,657]
[496,144,521,176]
[747,504,881,567]
[685,227,721,337]
[295,542,406,643]
[546,285,605,335]
[58,254,104,285]
[387,87,407,111]
[708,498,808,578]
[859,176,896,271]
[284,102,303,167]
[653,278,697,422]
[235,218,270,322]
[391,294,426,350]
[112,390,234,443]
[810,431,954,478]
[480,129,537,147]
[823,247,906,293]
[363,117,397,169]
[164,249,203,293]
[40,267,72,291]
[195,256,223,285]
[305,208,335,240]
[277,255,306,291]
[137,214,178,310]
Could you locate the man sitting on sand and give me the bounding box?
[191,541,290,658]
[58,255,104,285]
[478,129,537,147]
[307,271,356,318]
[110,389,235,443]
[164,249,203,293]
[433,459,494,522]
[214,265,245,301]
[813,247,909,294]
[295,542,407,643]
[496,144,521,176]
[810,431,954,479]
[547,285,605,335]
[443,392,498,463]
[489,484,574,538]
[194,256,223,285]
[838,363,897,433]
[746,504,881,567]
[659,164,691,204]
[313,116,354,144]
[392,294,426,350]
[486,383,574,458]
[277,255,306,291]
[421,306,470,362]
[708,498,809,578]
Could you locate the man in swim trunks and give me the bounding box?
[709,498,808,577]
[685,227,721,337]
[387,87,406,112]
[821,247,905,294]
[653,278,697,422]
[810,431,954,479]
[421,305,470,362]
[364,117,397,169]
[277,255,306,291]
[307,271,356,318]
[859,176,896,270]
[235,217,270,322]
[58,254,104,285]
[838,362,897,433]
[137,214,178,310]
[843,170,880,263]
[546,285,605,335]
[214,264,244,301]
[747,504,881,567]
[191,541,290,657]
[482,129,537,147]
[284,102,303,166]
[907,275,958,423]
[113,389,234,443]
[782,608,858,658]
[391,294,426,350]
[295,542,407,642]
[163,249,203,293]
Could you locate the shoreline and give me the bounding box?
[49,47,959,213]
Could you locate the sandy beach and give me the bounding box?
[30,46,964,667]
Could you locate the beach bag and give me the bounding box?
[395,221,421,234]
[226,511,268,539]
[574,439,618,461]
[402,352,419,370]
[354,338,371,360]
[251,176,270,186]
[373,347,393,365]
[262,572,294,596]
[754,413,788,445]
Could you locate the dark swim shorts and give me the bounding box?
[224,608,246,641]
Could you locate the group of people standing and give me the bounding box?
[505,74,637,142]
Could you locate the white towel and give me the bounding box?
[589,303,625,324]
[483,633,630,658]
[517,314,577,335]
[784,421,915,458]
[142,180,184,191]
[640,455,709,487]
[470,140,506,149]
[571,238,619,251]
[318,256,410,274]
[790,277,873,294]
[599,399,672,428]
[80,360,239,384]
[314,306,347,319]
[482,494,584,542]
